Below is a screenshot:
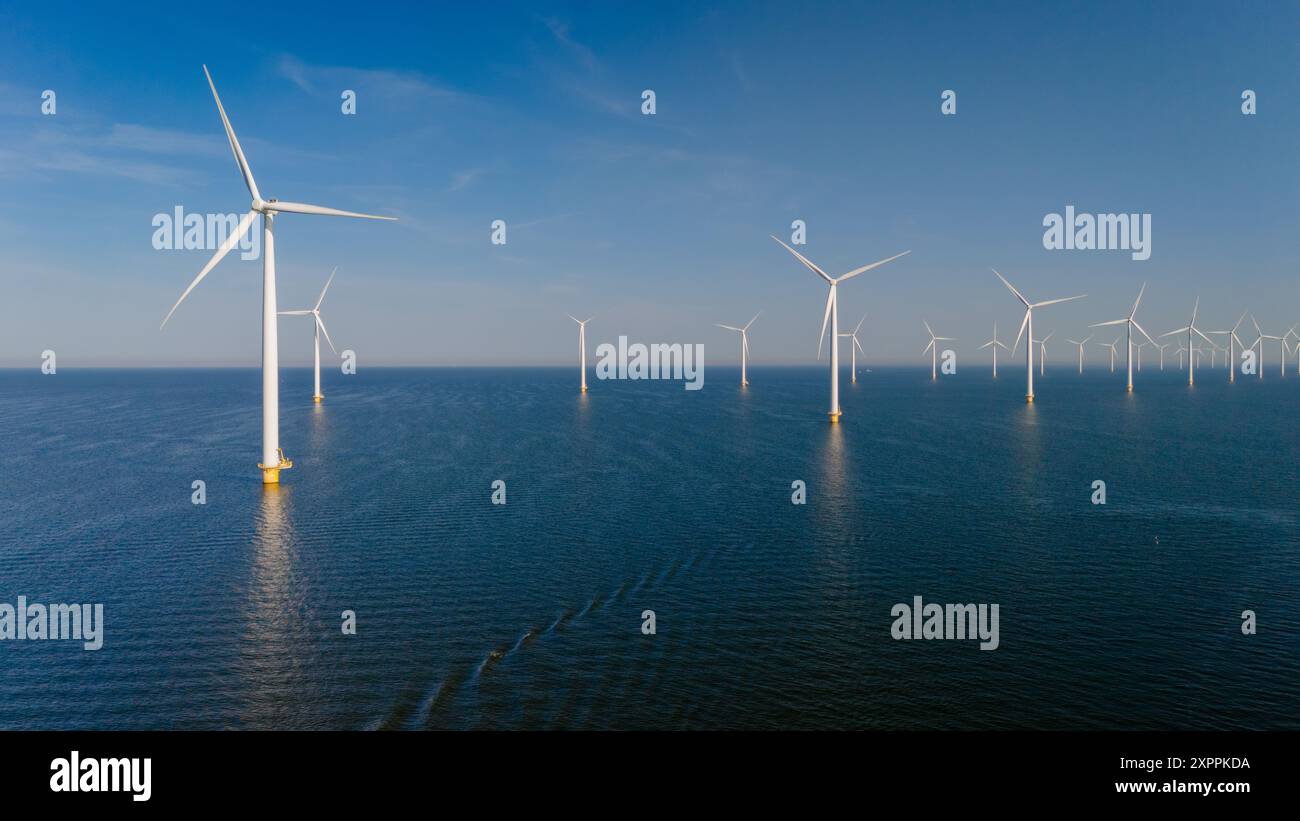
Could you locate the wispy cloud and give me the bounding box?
[276,55,459,104]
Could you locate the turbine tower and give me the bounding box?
[995,270,1086,403]
[922,320,954,380]
[1090,283,1158,392]
[1161,297,1214,386]
[161,66,396,484]
[772,237,909,421]
[1065,335,1092,373]
[278,268,338,403]
[978,322,1009,378]
[837,313,867,383]
[568,315,594,392]
[717,312,760,387]
[1154,342,1169,370]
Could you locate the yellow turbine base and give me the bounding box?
[581,385,588,393]
[1026,395,1034,403]
[313,394,323,403]
[258,452,293,485]
[829,411,842,423]
[1127,386,1133,392]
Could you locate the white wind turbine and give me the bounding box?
[772,237,909,421]
[1135,341,1148,371]
[1161,297,1214,386]
[837,313,867,383]
[978,322,1009,378]
[1250,316,1285,378]
[717,312,760,387]
[1154,342,1169,370]
[278,268,338,404]
[1034,331,1054,375]
[1205,313,1247,381]
[568,315,594,392]
[995,270,1085,402]
[1288,326,1300,372]
[1089,283,1158,392]
[160,66,396,484]
[1098,338,1120,372]
[1065,335,1092,373]
[922,320,955,380]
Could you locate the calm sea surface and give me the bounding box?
[0,366,1297,729]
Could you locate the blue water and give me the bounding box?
[0,366,1296,729]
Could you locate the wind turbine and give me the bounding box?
[1161,297,1214,386]
[1205,313,1246,381]
[717,312,760,387]
[995,270,1086,403]
[1288,326,1300,373]
[978,322,1009,377]
[1065,335,1092,373]
[160,66,396,484]
[1155,342,1169,370]
[1089,283,1158,392]
[1098,338,1120,372]
[278,268,338,404]
[1135,341,1148,371]
[1034,331,1054,375]
[837,313,866,383]
[772,237,909,421]
[922,320,954,380]
[1251,316,1285,377]
[568,315,594,392]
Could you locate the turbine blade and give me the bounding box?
[315,267,337,309]
[771,235,833,283]
[270,201,397,220]
[744,311,761,331]
[1194,327,1215,346]
[1129,282,1146,318]
[161,208,257,329]
[979,340,994,349]
[854,314,866,334]
[922,319,934,338]
[315,314,337,354]
[1011,309,1029,354]
[1132,320,1158,346]
[1031,294,1086,308]
[992,269,1030,307]
[1090,318,1127,327]
[203,65,261,202]
[278,310,313,315]
[853,336,865,355]
[835,250,911,282]
[922,339,934,355]
[1161,327,1189,337]
[817,287,834,360]
[717,323,742,331]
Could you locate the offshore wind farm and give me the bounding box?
[1,1,1298,742]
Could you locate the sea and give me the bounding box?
[1,365,1296,729]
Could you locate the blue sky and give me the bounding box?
[1,1,1297,366]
